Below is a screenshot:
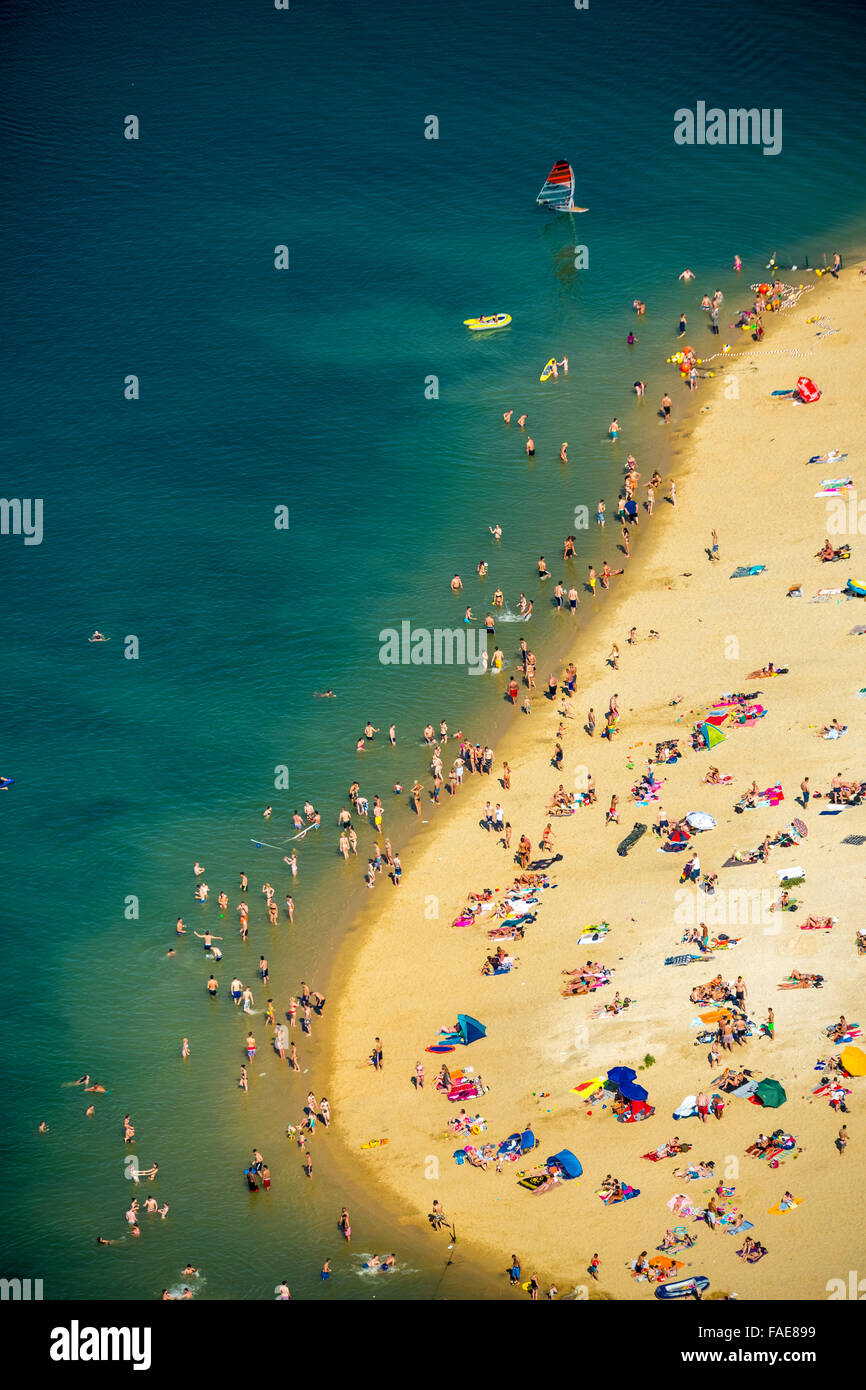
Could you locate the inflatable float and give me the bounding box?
[540,358,557,382]
[846,579,866,597]
[464,314,511,331]
[655,1275,710,1300]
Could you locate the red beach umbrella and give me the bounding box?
[795,376,821,403]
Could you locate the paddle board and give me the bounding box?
[540,358,557,382]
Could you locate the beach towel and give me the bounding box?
[666,1194,698,1217]
[731,565,766,578]
[800,917,836,930]
[726,1219,754,1237]
[673,1096,698,1119]
[666,954,704,966]
[570,1075,605,1098]
[768,1197,802,1214]
[732,1079,760,1099]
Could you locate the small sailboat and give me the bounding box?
[536,160,588,213]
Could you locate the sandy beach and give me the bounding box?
[330,265,866,1300]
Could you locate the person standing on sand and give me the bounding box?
[509,1255,521,1286]
[587,708,595,736]
[765,1007,775,1041]
[800,777,810,809]
[668,479,677,506]
[588,1253,600,1281]
[837,1125,849,1155]
[661,393,672,424]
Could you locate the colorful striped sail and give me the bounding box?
[536,160,575,210]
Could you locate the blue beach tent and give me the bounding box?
[547,1150,583,1179]
[457,1014,487,1044]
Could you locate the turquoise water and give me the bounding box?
[2,0,865,1299]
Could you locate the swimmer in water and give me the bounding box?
[517,414,527,428]
[559,442,568,463]
[488,522,502,540]
[450,574,463,592]
[733,255,742,271]
[503,409,513,424]
[314,690,335,698]
[88,631,108,642]
[525,437,535,456]
[678,268,696,281]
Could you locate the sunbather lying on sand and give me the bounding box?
[746,661,788,678]
[673,1159,716,1179]
[717,1068,755,1091]
[778,971,824,989]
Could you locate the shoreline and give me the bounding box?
[327,263,866,1297]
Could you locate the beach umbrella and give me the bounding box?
[666,825,691,846]
[619,1079,649,1103]
[607,1066,637,1086]
[685,811,716,832]
[755,1079,787,1108]
[791,818,808,838]
[840,1046,866,1077]
[795,376,821,403]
